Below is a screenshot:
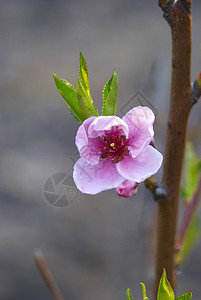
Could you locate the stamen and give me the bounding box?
[97,131,130,163]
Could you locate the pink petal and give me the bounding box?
[117,145,163,182]
[123,106,155,158]
[116,180,138,198]
[73,158,125,194]
[88,116,129,138]
[75,116,100,165]
[75,116,96,151]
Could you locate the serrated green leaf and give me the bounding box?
[79,52,91,98]
[77,78,99,117]
[69,108,81,123]
[77,52,99,118]
[126,288,133,300]
[140,283,149,300]
[184,143,200,202]
[157,269,175,300]
[53,74,84,122]
[176,291,192,300]
[177,216,201,264]
[103,75,113,102]
[54,52,99,123]
[102,69,118,116]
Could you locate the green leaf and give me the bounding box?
[102,69,118,116]
[79,52,91,99]
[69,108,82,123]
[197,159,201,173]
[76,52,99,118]
[77,78,99,117]
[140,283,149,300]
[157,269,175,300]
[177,216,201,264]
[54,53,99,123]
[176,291,192,300]
[53,74,84,122]
[184,143,201,202]
[180,185,188,199]
[197,72,201,88]
[159,0,169,5]
[103,76,113,102]
[126,288,133,300]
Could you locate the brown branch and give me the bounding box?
[176,174,201,249]
[34,249,65,300]
[154,0,192,297]
[179,0,192,14]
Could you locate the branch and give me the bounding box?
[34,249,65,300]
[155,0,192,297]
[176,174,201,249]
[158,0,192,23]
[179,0,192,14]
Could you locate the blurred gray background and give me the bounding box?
[1,0,201,299]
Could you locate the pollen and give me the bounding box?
[110,143,115,147]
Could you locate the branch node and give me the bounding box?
[154,186,169,202]
[190,74,201,105]
[158,0,175,23]
[145,177,169,202]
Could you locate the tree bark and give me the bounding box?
[154,0,192,296]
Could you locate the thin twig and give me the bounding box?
[34,249,65,300]
[176,174,201,249]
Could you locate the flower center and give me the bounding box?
[98,127,129,163]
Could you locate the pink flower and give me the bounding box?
[73,106,163,196]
